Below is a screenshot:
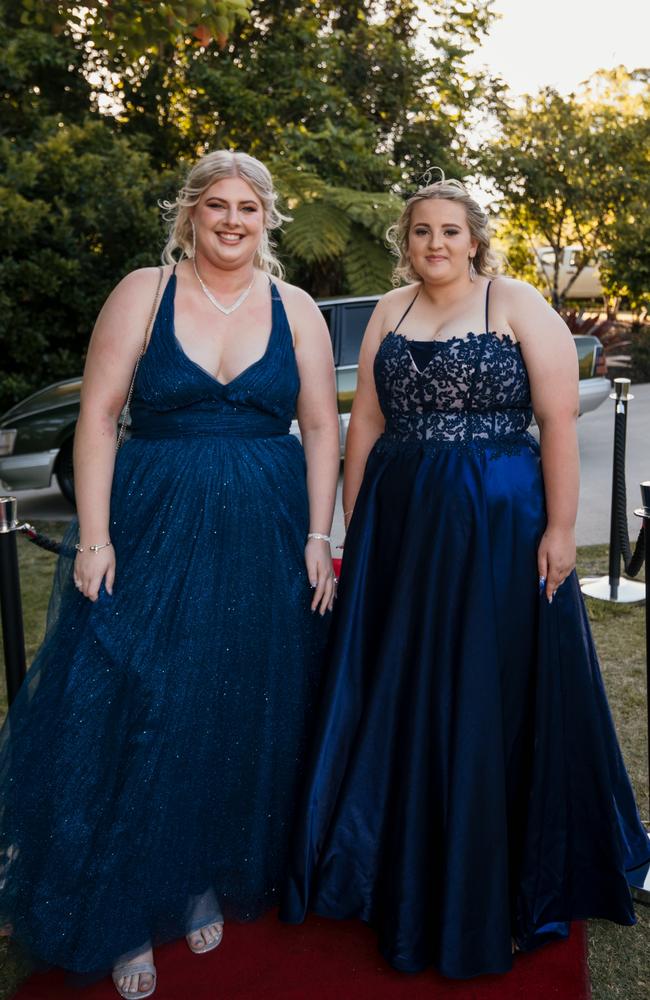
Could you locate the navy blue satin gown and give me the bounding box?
[282,281,650,979]
[0,271,325,973]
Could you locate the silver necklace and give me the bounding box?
[192,258,256,316]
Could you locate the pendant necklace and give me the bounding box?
[193,258,256,316]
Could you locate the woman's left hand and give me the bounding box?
[537,525,576,603]
[305,537,336,615]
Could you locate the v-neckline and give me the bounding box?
[170,273,278,388]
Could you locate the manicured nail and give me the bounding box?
[548,594,553,605]
[539,576,546,593]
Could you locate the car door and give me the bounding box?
[335,300,377,451]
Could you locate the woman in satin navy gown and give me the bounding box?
[282,176,650,978]
[0,151,339,997]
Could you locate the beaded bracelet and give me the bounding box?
[75,541,112,553]
[307,533,331,543]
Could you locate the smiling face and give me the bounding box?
[407,198,478,285]
[192,175,265,271]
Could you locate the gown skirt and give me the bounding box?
[0,273,326,974]
[282,313,650,979]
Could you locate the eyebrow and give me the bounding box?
[205,196,260,206]
[412,221,462,227]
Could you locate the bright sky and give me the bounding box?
[463,0,648,96]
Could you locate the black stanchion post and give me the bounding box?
[607,381,627,600]
[581,378,645,603]
[628,481,650,904]
[0,496,27,706]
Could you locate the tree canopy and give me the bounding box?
[0,0,499,408]
[2,1,648,413]
[482,71,650,310]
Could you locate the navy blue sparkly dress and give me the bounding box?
[282,281,650,978]
[0,271,326,974]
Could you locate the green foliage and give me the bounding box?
[343,229,395,296]
[110,0,497,290]
[492,222,544,289]
[629,324,650,382]
[485,72,650,309]
[0,120,177,411]
[19,1,252,62]
[0,0,499,408]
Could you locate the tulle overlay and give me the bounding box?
[282,305,650,978]
[0,274,326,973]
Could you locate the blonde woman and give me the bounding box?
[282,177,649,978]
[0,151,339,997]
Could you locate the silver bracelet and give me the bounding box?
[307,533,331,543]
[75,541,112,553]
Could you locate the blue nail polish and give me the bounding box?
[538,576,546,593]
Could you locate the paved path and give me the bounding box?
[7,385,650,548]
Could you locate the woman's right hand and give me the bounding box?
[73,547,115,602]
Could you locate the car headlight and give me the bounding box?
[0,429,17,456]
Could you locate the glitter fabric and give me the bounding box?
[0,272,327,974]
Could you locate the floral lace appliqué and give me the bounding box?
[374,330,533,450]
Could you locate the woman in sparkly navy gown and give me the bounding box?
[282,177,650,978]
[0,151,339,997]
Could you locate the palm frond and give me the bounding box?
[343,230,394,296]
[326,186,403,240]
[283,201,351,263]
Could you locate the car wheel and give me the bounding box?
[55,439,76,507]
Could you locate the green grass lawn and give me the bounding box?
[0,532,648,997]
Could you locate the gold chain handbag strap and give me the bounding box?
[116,266,165,451]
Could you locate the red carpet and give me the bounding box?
[13,913,590,1000]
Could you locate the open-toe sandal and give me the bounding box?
[186,922,224,955]
[112,960,157,999]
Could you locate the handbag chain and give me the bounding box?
[116,265,165,451]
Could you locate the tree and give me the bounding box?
[19,1,252,62]
[582,69,650,310]
[0,1,499,406]
[483,77,649,310]
[110,1,499,292]
[0,120,176,410]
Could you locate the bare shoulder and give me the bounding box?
[273,277,323,318]
[273,278,318,309]
[373,283,421,335]
[272,277,329,349]
[92,265,171,348]
[492,275,548,310]
[379,283,420,311]
[107,265,171,310]
[493,276,570,350]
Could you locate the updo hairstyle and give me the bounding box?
[387,172,500,284]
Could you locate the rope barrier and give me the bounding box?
[16,523,75,558]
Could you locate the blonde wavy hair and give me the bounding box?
[160,150,290,276]
[387,172,501,285]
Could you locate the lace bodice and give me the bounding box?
[374,329,532,447]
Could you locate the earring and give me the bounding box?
[468,256,477,282]
[189,220,197,259]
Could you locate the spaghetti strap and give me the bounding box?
[393,289,420,334]
[485,280,493,334]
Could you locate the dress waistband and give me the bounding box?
[129,406,290,440]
